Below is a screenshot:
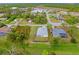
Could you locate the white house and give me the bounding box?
[11,7,18,10]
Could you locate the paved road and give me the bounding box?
[19,24,47,26]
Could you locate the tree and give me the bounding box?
[15,26,31,42]
[0,22,6,28]
[50,37,61,50]
[48,51,56,55]
[7,32,17,42]
[27,7,32,12]
[16,33,26,43]
[66,16,79,25]
[33,13,47,24]
[42,50,48,55]
[47,23,52,29]
[71,37,77,43]
[68,26,78,43]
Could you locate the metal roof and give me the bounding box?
[53,28,67,37]
[36,26,48,37]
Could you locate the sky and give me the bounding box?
[0,0,79,3]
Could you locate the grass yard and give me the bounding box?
[50,43,79,55]
[19,19,27,25]
[50,19,60,23]
[0,34,79,55]
[29,26,49,43]
[23,42,79,55]
[49,16,60,23]
[0,36,7,41]
[0,36,13,54]
[27,43,50,54]
[29,26,39,42]
[34,37,48,42]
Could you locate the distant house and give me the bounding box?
[57,10,68,15]
[49,14,64,26]
[11,7,18,10]
[19,8,28,11]
[31,8,46,13]
[10,7,18,14]
[36,26,48,37]
[52,28,67,38]
[69,12,79,16]
[28,20,32,23]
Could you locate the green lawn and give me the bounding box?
[27,43,79,55]
[29,26,39,41]
[50,43,79,55]
[27,43,50,55]
[1,35,79,54]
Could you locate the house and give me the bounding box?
[36,26,48,37]
[19,8,28,11]
[48,14,64,26]
[69,12,79,16]
[31,8,46,13]
[28,20,32,23]
[11,7,18,10]
[52,28,67,38]
[57,10,68,15]
[10,7,18,14]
